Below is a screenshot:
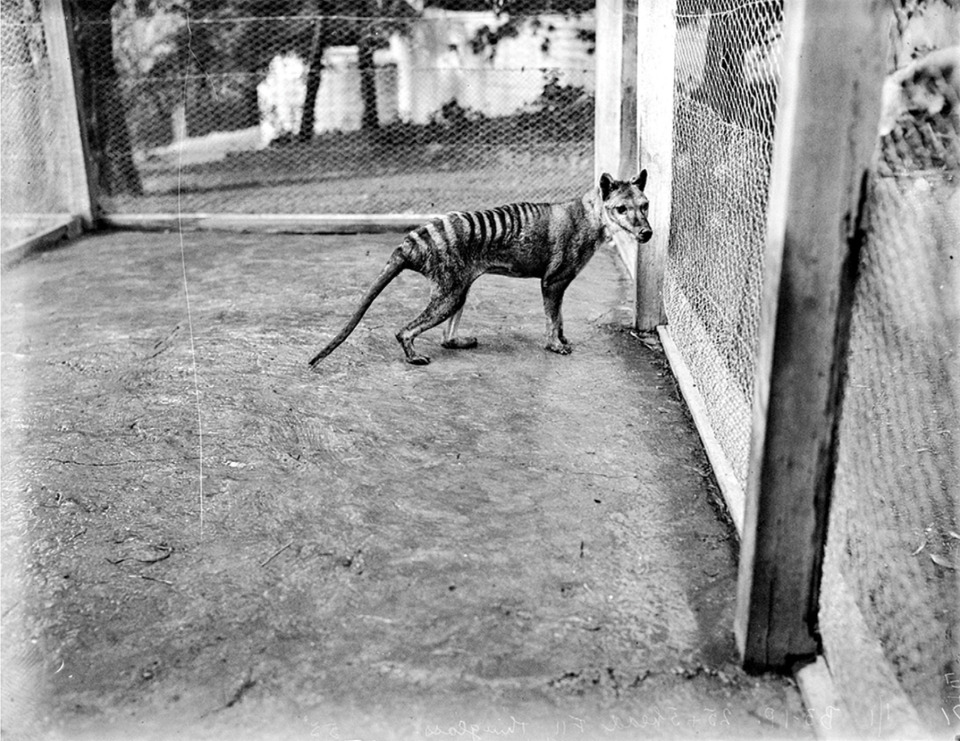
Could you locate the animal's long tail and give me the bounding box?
[308,248,407,366]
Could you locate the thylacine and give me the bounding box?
[309,171,652,367]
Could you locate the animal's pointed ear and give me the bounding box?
[599,172,615,200]
[633,169,648,191]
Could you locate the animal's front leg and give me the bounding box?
[541,280,572,355]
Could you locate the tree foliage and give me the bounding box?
[135,0,420,138]
[429,0,595,62]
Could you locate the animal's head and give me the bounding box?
[598,171,652,244]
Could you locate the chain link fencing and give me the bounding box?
[1,2,72,250]
[664,0,782,489]
[820,25,960,734]
[80,5,595,216]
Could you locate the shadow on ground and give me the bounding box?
[1,231,811,740]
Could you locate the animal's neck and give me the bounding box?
[580,188,609,243]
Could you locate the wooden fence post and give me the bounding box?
[735,0,889,670]
[595,0,642,276]
[618,2,638,182]
[594,0,624,183]
[42,0,96,228]
[635,0,675,330]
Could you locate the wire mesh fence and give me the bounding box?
[664,0,782,488]
[821,32,960,733]
[0,2,72,250]
[662,0,957,727]
[77,4,596,216]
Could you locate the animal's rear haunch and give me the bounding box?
[308,171,652,367]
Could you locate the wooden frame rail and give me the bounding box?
[42,0,95,227]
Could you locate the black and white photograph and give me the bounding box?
[1,0,957,739]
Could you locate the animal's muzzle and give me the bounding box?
[638,227,653,243]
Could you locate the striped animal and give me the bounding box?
[309,171,652,366]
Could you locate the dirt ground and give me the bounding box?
[1,230,811,741]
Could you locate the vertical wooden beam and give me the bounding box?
[618,2,639,181]
[596,0,642,276]
[735,0,889,670]
[594,0,624,183]
[614,1,641,276]
[634,0,676,330]
[42,0,96,227]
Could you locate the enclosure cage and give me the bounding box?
[1,0,958,737]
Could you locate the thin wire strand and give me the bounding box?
[178,13,204,542]
[675,0,778,19]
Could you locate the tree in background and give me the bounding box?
[73,0,143,196]
[169,0,317,136]
[431,0,594,59]
[298,0,330,142]
[357,0,419,131]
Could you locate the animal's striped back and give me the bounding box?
[405,202,552,258]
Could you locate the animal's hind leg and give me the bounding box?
[396,285,470,365]
[440,301,478,350]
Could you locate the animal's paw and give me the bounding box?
[406,354,432,366]
[441,337,479,350]
[546,340,573,355]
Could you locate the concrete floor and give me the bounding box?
[1,230,811,740]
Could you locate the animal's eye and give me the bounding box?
[615,205,628,214]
